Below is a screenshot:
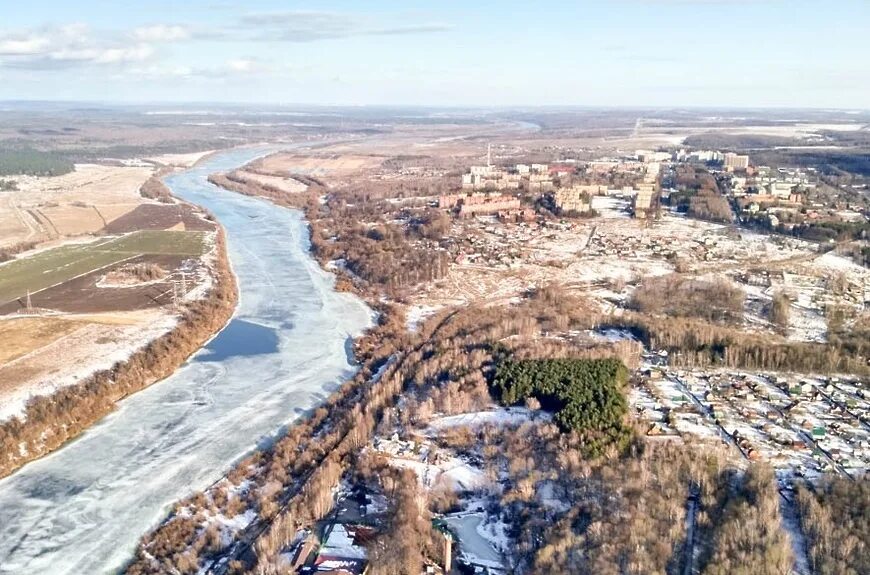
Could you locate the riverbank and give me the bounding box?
[0,223,238,479]
[123,152,419,573]
[0,146,375,575]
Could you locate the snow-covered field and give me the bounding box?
[425,407,549,432]
[0,146,375,575]
[0,310,178,422]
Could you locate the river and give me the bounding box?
[0,147,374,574]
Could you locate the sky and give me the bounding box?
[1,0,868,108]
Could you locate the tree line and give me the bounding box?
[0,147,74,176]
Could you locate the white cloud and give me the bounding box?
[0,24,156,69]
[0,12,449,75]
[133,25,190,43]
[0,36,51,55]
[225,58,261,73]
[124,58,275,81]
[225,11,450,43]
[94,44,155,64]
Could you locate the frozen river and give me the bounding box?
[0,147,374,574]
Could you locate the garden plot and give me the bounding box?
[632,366,869,483]
[413,210,822,313]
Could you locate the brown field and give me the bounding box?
[11,164,153,205]
[0,253,200,314]
[1,164,153,247]
[104,203,216,233]
[257,153,383,179]
[0,309,177,422]
[97,203,147,224]
[0,317,84,365]
[39,205,106,236]
[0,198,33,245]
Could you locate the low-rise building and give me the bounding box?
[768,181,795,199]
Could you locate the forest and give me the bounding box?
[666,165,734,223]
[796,477,869,575]
[617,312,870,375]
[492,357,630,453]
[139,173,173,202]
[120,254,870,574]
[0,147,74,176]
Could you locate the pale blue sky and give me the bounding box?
[1,0,868,108]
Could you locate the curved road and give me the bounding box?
[0,147,374,574]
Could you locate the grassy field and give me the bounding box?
[104,230,206,255]
[0,231,207,305]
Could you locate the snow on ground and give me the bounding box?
[814,251,867,273]
[788,306,827,343]
[212,509,257,548]
[443,513,505,570]
[537,481,571,513]
[779,495,812,575]
[672,414,720,440]
[592,196,631,219]
[146,150,216,168]
[405,304,442,332]
[425,407,550,432]
[589,328,638,343]
[0,311,178,422]
[387,452,489,492]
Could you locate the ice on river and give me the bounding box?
[0,146,375,575]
